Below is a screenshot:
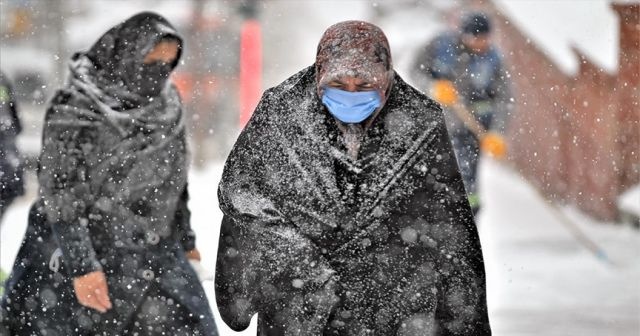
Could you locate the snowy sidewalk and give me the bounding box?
[2,159,639,335]
[478,158,640,336]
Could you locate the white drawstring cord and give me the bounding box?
[49,248,63,273]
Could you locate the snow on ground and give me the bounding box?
[619,184,640,217]
[479,158,640,336]
[2,157,638,335]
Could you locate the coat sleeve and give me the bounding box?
[215,90,337,332]
[215,213,337,331]
[173,185,196,252]
[411,34,458,96]
[425,120,492,335]
[39,103,102,277]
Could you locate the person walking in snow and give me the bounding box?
[0,70,24,223]
[0,12,218,336]
[215,20,491,335]
[412,12,513,213]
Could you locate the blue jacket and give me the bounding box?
[412,32,512,133]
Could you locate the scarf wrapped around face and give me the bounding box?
[40,12,188,229]
[83,11,183,110]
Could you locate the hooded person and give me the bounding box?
[215,21,491,335]
[0,12,218,336]
[411,12,513,213]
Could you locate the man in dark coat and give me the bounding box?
[1,12,218,336]
[0,70,24,222]
[412,12,512,213]
[216,21,491,335]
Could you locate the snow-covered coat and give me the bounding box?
[215,66,491,335]
[1,12,217,336]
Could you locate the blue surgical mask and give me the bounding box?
[321,87,381,124]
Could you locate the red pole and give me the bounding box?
[239,19,262,128]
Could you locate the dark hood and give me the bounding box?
[82,12,183,106]
[87,12,182,82]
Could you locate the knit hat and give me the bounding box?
[462,13,491,36]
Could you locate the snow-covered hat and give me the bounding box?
[315,20,394,101]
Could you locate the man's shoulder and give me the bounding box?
[265,66,315,97]
[389,73,443,127]
[393,74,440,108]
[258,66,317,116]
[485,46,504,66]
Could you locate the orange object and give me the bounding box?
[171,72,193,102]
[73,271,112,313]
[431,79,458,107]
[9,9,32,35]
[481,132,507,158]
[239,19,262,128]
[186,248,202,261]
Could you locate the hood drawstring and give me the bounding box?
[49,248,63,273]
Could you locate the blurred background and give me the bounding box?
[1,0,638,335]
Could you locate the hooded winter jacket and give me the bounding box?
[1,12,217,336]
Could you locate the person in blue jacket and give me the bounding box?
[412,12,513,213]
